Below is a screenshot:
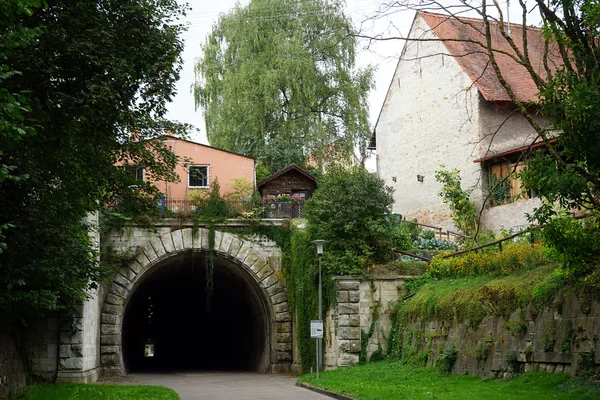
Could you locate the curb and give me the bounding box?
[296,381,356,400]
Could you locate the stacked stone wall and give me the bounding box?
[326,278,600,377]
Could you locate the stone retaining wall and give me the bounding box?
[325,278,600,377]
[404,290,600,376]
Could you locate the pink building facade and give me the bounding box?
[153,136,255,199]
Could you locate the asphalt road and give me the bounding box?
[124,371,334,400]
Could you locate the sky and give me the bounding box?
[165,0,414,146]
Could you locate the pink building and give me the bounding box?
[152,136,255,199]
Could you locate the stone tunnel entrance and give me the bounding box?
[100,228,292,376]
[122,252,270,373]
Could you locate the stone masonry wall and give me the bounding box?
[405,290,600,377]
[325,276,407,369]
[326,279,599,377]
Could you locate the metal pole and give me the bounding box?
[318,253,322,378]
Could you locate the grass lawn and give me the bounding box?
[11,384,179,400]
[299,361,600,399]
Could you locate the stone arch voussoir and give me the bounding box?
[100,227,292,375]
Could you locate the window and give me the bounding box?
[487,161,529,206]
[125,165,145,182]
[189,165,209,188]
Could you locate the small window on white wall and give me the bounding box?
[189,165,209,188]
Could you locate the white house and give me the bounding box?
[374,11,558,233]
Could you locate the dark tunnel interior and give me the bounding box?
[122,252,269,373]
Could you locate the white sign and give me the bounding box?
[310,320,323,338]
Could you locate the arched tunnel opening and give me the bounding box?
[122,252,270,373]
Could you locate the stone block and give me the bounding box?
[274,342,292,352]
[338,353,359,366]
[275,312,292,322]
[59,345,72,358]
[275,351,292,361]
[277,322,292,333]
[101,354,120,367]
[101,313,118,325]
[213,231,224,252]
[60,358,83,371]
[149,237,167,258]
[135,250,150,268]
[276,333,292,343]
[338,303,359,315]
[143,244,159,262]
[349,291,361,303]
[161,232,175,253]
[338,327,360,340]
[71,345,84,357]
[274,302,289,314]
[105,293,123,306]
[113,274,131,290]
[228,238,242,258]
[109,283,127,298]
[256,264,272,280]
[267,282,284,296]
[172,230,184,251]
[349,340,361,353]
[261,274,278,289]
[102,304,123,316]
[219,233,234,253]
[101,335,120,346]
[101,324,120,335]
[337,291,349,303]
[236,243,252,263]
[121,267,137,282]
[245,249,260,267]
[199,228,210,250]
[181,228,193,250]
[60,317,83,332]
[271,292,287,305]
[60,331,83,345]
[338,281,360,290]
[129,260,143,275]
[101,346,120,355]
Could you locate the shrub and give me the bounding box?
[436,345,458,373]
[304,166,394,274]
[428,243,550,278]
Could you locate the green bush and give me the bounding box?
[436,345,458,373]
[304,166,394,274]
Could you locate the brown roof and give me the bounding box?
[257,163,316,188]
[419,11,561,103]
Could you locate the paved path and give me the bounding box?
[125,372,333,400]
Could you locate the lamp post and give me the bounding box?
[311,239,328,379]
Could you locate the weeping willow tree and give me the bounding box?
[194,0,374,172]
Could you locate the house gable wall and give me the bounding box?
[376,14,482,231]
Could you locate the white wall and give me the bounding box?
[376,14,482,232]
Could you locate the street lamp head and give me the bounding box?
[311,239,329,255]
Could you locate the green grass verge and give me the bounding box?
[399,265,563,328]
[299,361,600,399]
[11,384,179,400]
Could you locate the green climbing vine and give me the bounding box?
[189,179,228,302]
[359,281,380,364]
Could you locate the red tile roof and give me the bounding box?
[419,11,561,103]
